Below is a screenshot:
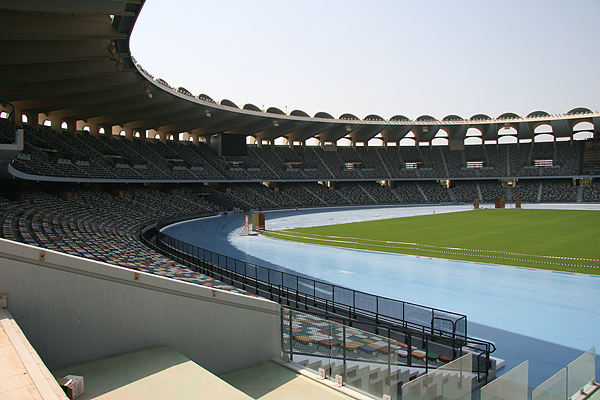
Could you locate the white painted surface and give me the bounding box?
[0,239,281,375]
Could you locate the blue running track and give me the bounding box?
[163,204,600,387]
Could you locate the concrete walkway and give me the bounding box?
[221,361,356,400]
[0,308,67,400]
[52,347,252,400]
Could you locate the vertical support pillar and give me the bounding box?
[64,119,76,135]
[124,127,133,141]
[24,111,38,129]
[37,113,48,128]
[158,130,167,144]
[14,106,25,128]
[47,113,61,131]
[190,129,200,146]
[87,123,99,138]
[103,125,113,140]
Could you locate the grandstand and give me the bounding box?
[0,1,599,399]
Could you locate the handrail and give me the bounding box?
[141,214,468,338]
[156,231,468,336]
[141,213,497,383]
[281,306,495,383]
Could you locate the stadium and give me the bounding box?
[0,1,598,399]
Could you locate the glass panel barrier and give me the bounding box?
[480,360,529,400]
[401,353,472,400]
[567,347,596,398]
[532,367,567,400]
[342,325,398,400]
[282,308,398,400]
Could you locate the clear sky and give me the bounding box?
[130,0,600,121]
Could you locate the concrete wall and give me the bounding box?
[0,239,281,375]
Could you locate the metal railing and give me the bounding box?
[281,306,494,394]
[141,215,496,383]
[150,227,467,339]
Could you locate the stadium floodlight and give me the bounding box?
[107,41,118,59]
[143,85,152,99]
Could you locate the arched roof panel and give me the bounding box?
[290,109,309,117]
[526,110,550,118]
[470,114,491,121]
[177,87,192,96]
[243,103,261,112]
[220,99,238,108]
[315,112,334,119]
[442,114,464,121]
[339,113,359,120]
[390,115,410,121]
[364,114,384,121]
[416,115,437,121]
[155,78,171,88]
[498,112,521,119]
[567,107,593,115]
[266,107,285,115]
[197,94,215,103]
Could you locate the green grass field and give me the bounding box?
[264,209,600,275]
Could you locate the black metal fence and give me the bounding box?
[141,215,496,383]
[281,307,493,392]
[149,222,467,339]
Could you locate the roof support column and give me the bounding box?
[147,129,158,141]
[21,110,37,130]
[86,123,99,138]
[122,126,133,142]
[190,129,201,146]
[157,130,166,144]
[46,113,61,131]
[113,125,127,139]
[63,119,76,135]
[103,125,113,140]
